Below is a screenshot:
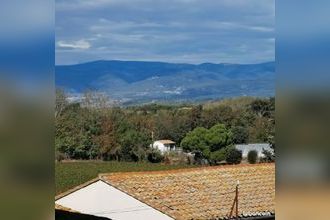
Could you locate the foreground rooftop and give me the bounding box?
[56,163,275,220]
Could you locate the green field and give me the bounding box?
[55,161,197,195]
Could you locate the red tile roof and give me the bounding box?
[101,163,275,219]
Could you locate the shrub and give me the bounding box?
[209,148,227,164]
[147,149,164,163]
[193,151,208,165]
[247,150,258,164]
[260,148,275,163]
[225,147,242,164]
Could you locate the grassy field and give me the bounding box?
[55,161,197,195]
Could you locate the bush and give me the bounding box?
[247,150,258,164]
[147,149,164,163]
[163,152,188,165]
[225,147,242,164]
[191,151,209,165]
[260,148,275,163]
[210,148,227,164]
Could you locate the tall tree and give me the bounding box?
[206,124,233,152]
[189,104,203,129]
[55,89,68,118]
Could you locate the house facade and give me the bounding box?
[152,140,178,153]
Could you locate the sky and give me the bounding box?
[56,0,275,65]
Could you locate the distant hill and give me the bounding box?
[56,60,275,104]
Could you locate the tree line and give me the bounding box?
[55,90,275,163]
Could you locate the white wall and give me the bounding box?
[56,180,173,220]
[153,141,177,153]
[235,143,272,158]
[153,141,166,153]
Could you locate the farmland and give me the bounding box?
[55,161,197,195]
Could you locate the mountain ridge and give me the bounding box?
[56,60,275,104]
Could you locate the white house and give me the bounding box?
[152,140,178,153]
[235,143,273,159]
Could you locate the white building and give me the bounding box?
[235,143,273,158]
[152,140,178,153]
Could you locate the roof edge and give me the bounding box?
[55,177,100,200]
[236,213,275,220]
[55,204,79,213]
[98,176,175,220]
[55,176,174,219]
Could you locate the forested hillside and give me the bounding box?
[56,60,275,104]
[55,90,274,163]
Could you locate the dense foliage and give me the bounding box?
[225,147,243,164]
[55,90,275,163]
[247,150,258,164]
[180,124,234,163]
[147,149,164,163]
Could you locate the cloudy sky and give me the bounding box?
[56,0,274,65]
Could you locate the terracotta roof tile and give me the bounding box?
[101,163,275,220]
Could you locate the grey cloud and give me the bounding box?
[57,39,91,50]
[56,0,274,64]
